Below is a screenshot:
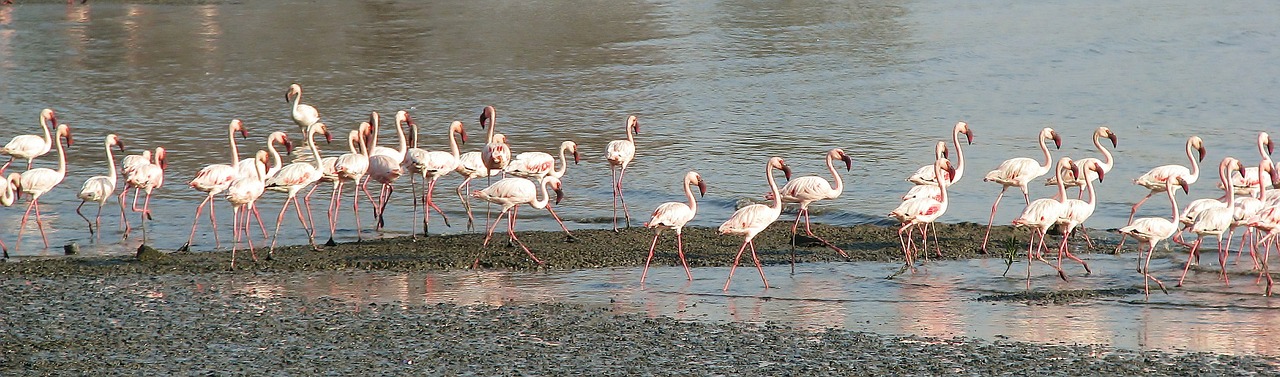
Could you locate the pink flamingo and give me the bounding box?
[324,126,371,245]
[454,136,500,231]
[1054,159,1105,273]
[907,121,973,186]
[265,122,332,253]
[1224,132,1272,196]
[237,131,291,180]
[980,127,1062,252]
[1047,126,1118,194]
[0,173,20,258]
[479,106,510,174]
[1010,157,1073,288]
[14,124,72,250]
[402,118,432,236]
[721,157,792,291]
[118,147,162,235]
[75,134,125,236]
[1120,177,1189,297]
[889,157,955,277]
[0,108,57,173]
[641,171,707,283]
[179,119,249,251]
[1115,136,1206,253]
[471,176,565,265]
[606,115,639,231]
[901,142,948,201]
[368,110,410,163]
[505,140,580,240]
[405,121,467,236]
[769,148,853,269]
[123,146,167,239]
[286,83,320,133]
[367,153,404,231]
[226,152,268,268]
[1178,157,1243,287]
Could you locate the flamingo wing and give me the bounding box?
[648,202,694,228]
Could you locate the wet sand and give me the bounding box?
[3,222,1279,375]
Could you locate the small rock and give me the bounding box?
[64,242,79,255]
[136,244,166,262]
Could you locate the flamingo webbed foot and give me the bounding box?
[325,238,337,247]
[177,243,191,252]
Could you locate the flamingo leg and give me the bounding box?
[641,230,661,283]
[270,196,293,252]
[230,207,240,269]
[618,164,632,229]
[676,231,692,281]
[800,208,849,258]
[1178,238,1205,287]
[544,204,574,241]
[118,188,131,235]
[77,201,93,236]
[723,240,751,291]
[94,202,105,239]
[1117,192,1157,253]
[1058,229,1092,274]
[506,206,541,264]
[748,240,769,289]
[610,166,620,231]
[981,186,1010,253]
[481,207,509,247]
[1142,242,1169,297]
[294,194,315,247]
[15,197,39,250]
[457,177,476,231]
[349,180,364,241]
[409,174,420,238]
[1217,234,1230,286]
[426,179,451,231]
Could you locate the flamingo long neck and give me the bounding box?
[39,113,53,151]
[54,129,66,177]
[934,162,949,204]
[553,144,570,178]
[825,153,843,197]
[1095,132,1113,171]
[1038,133,1053,171]
[228,124,241,166]
[1053,164,1067,202]
[104,139,117,184]
[410,120,420,149]
[485,111,497,144]
[952,128,966,182]
[766,163,782,210]
[393,118,407,154]
[684,177,698,215]
[448,127,461,159]
[346,131,359,154]
[624,120,635,143]
[267,136,283,173]
[1083,169,1096,206]
[291,89,303,117]
[1184,141,1200,183]
[308,129,324,171]
[531,179,551,209]
[1222,162,1236,211]
[1167,182,1180,223]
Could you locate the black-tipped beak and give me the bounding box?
[841,154,853,171]
[965,130,975,145]
[1108,133,1118,148]
[283,138,295,155]
[117,141,126,153]
[324,130,334,144]
[1178,178,1191,194]
[1269,139,1275,155]
[1095,167,1105,182]
[1051,132,1063,149]
[573,151,581,165]
[554,187,564,205]
[1196,145,1207,162]
[239,129,249,140]
[781,165,793,180]
[697,180,707,197]
[459,128,469,144]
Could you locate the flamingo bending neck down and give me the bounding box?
[0,173,21,258]
[15,124,73,251]
[1177,157,1243,287]
[641,171,706,283]
[1047,126,1117,193]
[721,157,792,291]
[907,121,973,186]
[0,108,57,173]
[505,140,581,240]
[265,122,332,254]
[472,175,565,266]
[979,127,1062,253]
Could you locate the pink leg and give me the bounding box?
[676,231,692,280]
[1178,238,1204,287]
[118,189,131,235]
[294,195,315,247]
[457,177,476,231]
[1218,235,1230,286]
[409,174,421,238]
[981,187,1009,253]
[618,165,631,228]
[270,196,293,252]
[15,197,39,250]
[481,208,509,246]
[748,241,769,289]
[610,166,620,231]
[723,240,751,291]
[506,206,542,264]
[801,208,848,257]
[76,200,93,235]
[544,205,573,239]
[1117,193,1156,253]
[641,231,661,283]
[425,179,452,232]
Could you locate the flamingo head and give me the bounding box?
[452,121,468,144]
[769,157,792,181]
[256,150,271,171]
[314,122,334,144]
[938,158,956,181]
[492,133,508,145]
[108,134,125,153]
[832,148,852,171]
[479,105,496,129]
[934,142,949,160]
[1042,128,1062,149]
[1175,176,1191,194]
[231,119,248,139]
[368,111,380,127]
[57,124,73,147]
[563,141,580,164]
[1070,159,1104,183]
[285,83,301,103]
[692,172,707,197]
[1261,159,1279,188]
[1189,136,1207,162]
[546,176,565,204]
[41,108,57,130]
[154,147,168,170]
[627,115,639,134]
[1099,126,1118,148]
[956,121,974,145]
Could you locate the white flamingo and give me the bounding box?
[237,131,291,180]
[472,176,565,266]
[1010,157,1073,287]
[1054,159,1105,274]
[901,142,948,201]
[1120,177,1189,297]
[980,127,1062,252]
[286,83,320,133]
[179,119,249,251]
[367,152,404,231]
[720,157,792,291]
[889,157,955,277]
[123,146,167,239]
[456,109,509,231]
[478,106,510,174]
[406,121,467,236]
[606,115,639,231]
[75,134,125,236]
[1115,136,1206,253]
[118,147,163,235]
[14,124,72,250]
[1224,132,1273,196]
[265,122,332,253]
[325,126,372,245]
[402,117,433,236]
[0,173,23,258]
[1178,157,1243,287]
[768,148,853,268]
[641,171,706,283]
[907,121,973,186]
[226,152,268,268]
[1047,126,1117,193]
[505,140,580,239]
[368,110,410,163]
[0,108,57,173]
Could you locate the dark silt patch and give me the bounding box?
[975,288,1145,305]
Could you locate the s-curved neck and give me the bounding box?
[532,178,552,209]
[766,163,782,209]
[228,123,241,166]
[1038,133,1053,170]
[952,127,966,182]
[39,112,53,150]
[54,128,66,177]
[684,176,699,215]
[825,152,843,196]
[1095,132,1113,170]
[448,126,461,159]
[1185,141,1200,183]
[103,138,117,183]
[554,144,571,178]
[267,135,284,173]
[307,128,324,170]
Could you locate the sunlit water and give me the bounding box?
[222,253,1280,357]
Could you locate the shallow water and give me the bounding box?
[1,0,1278,257]
[223,252,1280,357]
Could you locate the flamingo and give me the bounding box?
[906,121,973,186]
[118,147,162,235]
[1178,157,1243,287]
[179,119,249,251]
[14,124,72,250]
[1115,136,1206,253]
[901,142,947,201]
[367,152,404,231]
[123,145,167,239]
[606,115,639,231]
[1046,126,1118,194]
[1119,177,1189,297]
[641,171,706,283]
[0,108,57,173]
[0,173,20,258]
[1223,132,1273,196]
[265,122,332,253]
[402,117,433,236]
[1010,157,1073,288]
[226,152,268,268]
[325,126,371,245]
[471,176,565,265]
[504,140,580,239]
[405,121,467,236]
[286,83,320,133]
[456,108,509,231]
[237,131,291,180]
[889,157,955,277]
[75,134,125,236]
[479,106,510,174]
[368,110,410,163]
[1054,159,1105,274]
[979,127,1062,252]
[1231,159,1278,269]
[720,157,792,291]
[768,148,853,269]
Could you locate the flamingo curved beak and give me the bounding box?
[780,164,793,181]
[965,129,975,145]
[572,150,581,165]
[64,128,73,147]
[158,152,168,170]
[943,160,957,180]
[841,154,853,171]
[459,128,468,144]
[553,186,565,205]
[283,137,295,155]
[1177,177,1191,194]
[1108,132,1118,148]
[479,106,494,129]
[116,140,126,153]
[1051,131,1063,149]
[1196,145,1207,162]
[1269,164,1279,188]
[697,180,707,197]
[48,115,58,129]
[1094,164,1105,182]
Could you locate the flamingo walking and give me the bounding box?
[770,148,853,269]
[1010,157,1074,288]
[405,121,467,236]
[1119,177,1190,296]
[75,134,125,236]
[980,127,1062,252]
[118,147,162,235]
[0,109,57,173]
[325,126,371,245]
[286,83,320,133]
[367,153,404,231]
[505,140,580,239]
[720,157,792,291]
[265,122,332,253]
[1054,159,1105,273]
[123,146,167,239]
[1178,157,1243,287]
[402,117,433,237]
[0,173,21,258]
[606,115,639,231]
[472,176,565,265]
[14,124,73,250]
[478,106,510,175]
[906,121,973,186]
[641,171,706,283]
[1115,136,1206,253]
[889,157,955,277]
[1047,126,1118,195]
[179,119,249,251]
[226,152,268,268]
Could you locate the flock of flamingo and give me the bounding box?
[0,84,1278,295]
